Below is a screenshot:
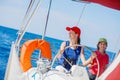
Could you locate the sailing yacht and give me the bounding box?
[4,0,120,80]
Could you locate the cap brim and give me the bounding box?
[66,27,71,31]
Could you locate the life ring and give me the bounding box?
[20,39,52,72]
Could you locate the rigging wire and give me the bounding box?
[16,0,35,40]
[76,3,88,26]
[22,0,35,28]
[16,0,42,46]
[25,0,35,20]
[42,0,53,40]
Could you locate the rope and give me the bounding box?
[42,0,53,40]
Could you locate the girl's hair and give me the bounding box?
[77,37,81,44]
[75,32,80,44]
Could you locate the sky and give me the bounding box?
[0,0,120,53]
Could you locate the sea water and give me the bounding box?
[0,26,115,80]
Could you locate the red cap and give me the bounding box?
[66,26,81,38]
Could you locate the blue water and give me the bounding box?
[0,26,115,80]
